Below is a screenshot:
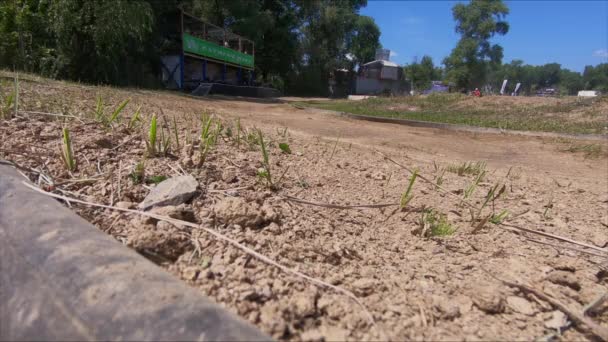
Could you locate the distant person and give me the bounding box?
[472,88,482,97]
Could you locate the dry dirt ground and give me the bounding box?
[1,77,608,341]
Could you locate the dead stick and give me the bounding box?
[501,223,608,254]
[23,181,382,338]
[282,195,398,209]
[524,237,608,259]
[482,268,608,341]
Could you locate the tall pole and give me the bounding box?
[180,10,185,90]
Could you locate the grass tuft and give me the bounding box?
[400,169,418,208]
[447,161,487,177]
[60,127,76,172]
[419,209,455,237]
[146,114,157,157]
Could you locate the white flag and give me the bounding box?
[500,79,508,95]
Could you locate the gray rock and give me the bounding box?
[544,310,567,330]
[139,175,198,211]
[506,296,536,315]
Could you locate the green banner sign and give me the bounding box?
[183,33,254,68]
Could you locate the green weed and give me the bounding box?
[172,116,180,151]
[400,169,418,208]
[129,161,145,184]
[490,210,509,224]
[447,161,487,177]
[108,98,130,125]
[147,175,167,185]
[257,129,273,187]
[279,142,292,154]
[128,106,142,130]
[0,91,14,119]
[60,127,76,172]
[464,170,486,199]
[146,114,157,157]
[198,115,213,166]
[419,209,455,237]
[95,96,130,127]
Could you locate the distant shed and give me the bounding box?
[355,60,408,95]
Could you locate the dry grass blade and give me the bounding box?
[482,268,608,341]
[525,237,608,259]
[375,150,478,209]
[500,223,608,254]
[23,181,380,336]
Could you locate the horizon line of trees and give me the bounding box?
[404,56,608,95]
[405,0,607,96]
[1,0,605,96]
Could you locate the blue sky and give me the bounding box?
[360,1,608,72]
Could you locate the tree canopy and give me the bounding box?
[404,55,442,92]
[0,0,381,95]
[443,0,509,90]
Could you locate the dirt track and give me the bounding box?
[204,97,608,191]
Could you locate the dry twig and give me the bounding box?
[282,194,399,210]
[482,268,608,341]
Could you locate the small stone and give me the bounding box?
[94,137,113,148]
[182,267,199,281]
[544,310,567,330]
[433,295,460,320]
[290,291,317,317]
[221,167,238,183]
[115,201,135,209]
[506,296,535,315]
[371,171,386,180]
[213,197,279,228]
[547,271,581,291]
[260,302,286,336]
[470,284,505,314]
[351,278,377,296]
[139,175,198,210]
[301,329,323,342]
[453,295,473,314]
[321,326,348,342]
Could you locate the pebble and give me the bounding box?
[544,310,567,330]
[546,271,581,291]
[470,284,505,314]
[115,201,135,209]
[506,296,535,315]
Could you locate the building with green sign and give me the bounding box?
[160,10,257,92]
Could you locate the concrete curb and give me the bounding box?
[318,109,607,141]
[0,165,271,341]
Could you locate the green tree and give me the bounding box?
[405,55,439,91]
[347,15,381,68]
[48,0,154,85]
[583,64,608,92]
[0,0,54,73]
[559,69,584,95]
[443,0,509,90]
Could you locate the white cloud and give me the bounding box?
[390,51,399,58]
[593,49,608,58]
